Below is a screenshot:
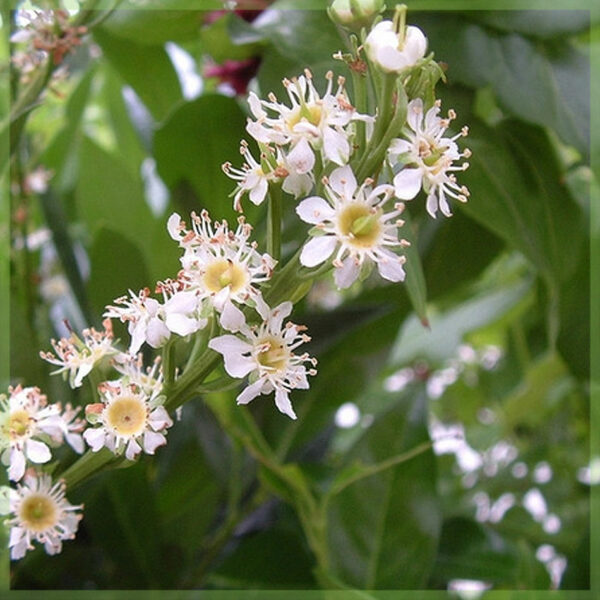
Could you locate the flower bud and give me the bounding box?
[364,20,427,73]
[328,0,385,32]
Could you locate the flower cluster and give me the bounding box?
[6,1,471,564]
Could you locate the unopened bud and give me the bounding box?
[328,0,385,32]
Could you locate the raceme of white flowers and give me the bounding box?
[6,3,471,561]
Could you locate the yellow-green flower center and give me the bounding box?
[257,336,289,372]
[9,410,31,438]
[106,395,147,436]
[339,203,382,248]
[203,260,248,294]
[286,103,322,130]
[20,494,57,532]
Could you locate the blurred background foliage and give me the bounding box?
[3,0,596,592]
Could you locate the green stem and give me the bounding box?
[367,72,397,152]
[60,448,116,489]
[162,339,176,387]
[267,182,283,262]
[356,82,407,182]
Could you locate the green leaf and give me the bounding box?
[209,526,317,589]
[202,12,265,63]
[100,7,205,45]
[467,10,592,39]
[153,94,254,222]
[459,120,586,286]
[325,393,441,589]
[39,189,94,325]
[501,351,572,430]
[390,277,533,368]
[87,226,151,316]
[93,27,183,122]
[401,210,428,325]
[430,517,520,586]
[415,14,589,155]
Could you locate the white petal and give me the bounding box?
[143,430,167,454]
[166,313,200,337]
[426,189,439,218]
[66,433,85,454]
[125,438,142,461]
[300,235,337,268]
[25,439,52,464]
[164,290,198,314]
[236,379,265,405]
[128,321,148,354]
[148,406,173,430]
[407,98,424,132]
[73,361,93,388]
[249,176,268,206]
[376,250,406,282]
[219,300,246,333]
[275,388,297,419]
[322,126,350,166]
[334,256,360,289]
[404,25,428,64]
[269,301,293,333]
[282,172,313,198]
[8,449,25,482]
[209,335,255,378]
[328,165,357,197]
[167,212,182,241]
[393,168,423,200]
[296,196,335,225]
[388,138,412,160]
[286,137,315,175]
[146,318,171,348]
[83,427,106,452]
[248,92,266,118]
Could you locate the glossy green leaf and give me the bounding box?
[153,94,253,222]
[87,226,151,316]
[467,10,591,39]
[93,28,183,122]
[390,277,533,368]
[401,210,428,325]
[415,14,589,155]
[325,393,440,588]
[75,137,180,285]
[430,517,520,585]
[100,7,205,45]
[459,120,586,286]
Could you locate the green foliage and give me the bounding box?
[6,1,591,594]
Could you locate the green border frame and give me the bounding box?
[1,0,598,597]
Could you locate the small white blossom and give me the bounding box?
[167,211,275,321]
[40,319,116,388]
[7,472,83,560]
[83,379,173,461]
[0,386,84,482]
[104,284,206,355]
[112,353,164,398]
[296,165,409,289]
[389,98,471,218]
[246,70,369,171]
[223,141,313,212]
[208,299,317,419]
[364,20,427,73]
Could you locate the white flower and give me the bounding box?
[104,285,206,354]
[364,20,427,73]
[167,211,275,320]
[83,379,172,461]
[296,165,409,289]
[7,472,83,560]
[0,386,83,482]
[246,70,369,170]
[112,353,164,398]
[223,141,313,212]
[389,98,471,218]
[208,299,317,419]
[40,318,116,388]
